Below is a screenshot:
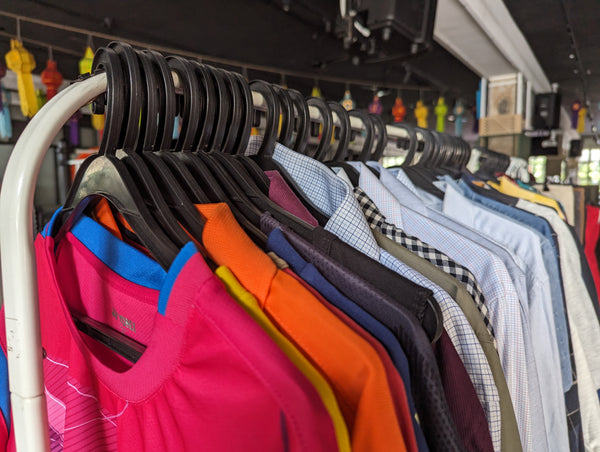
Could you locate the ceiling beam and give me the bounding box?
[434,0,551,93]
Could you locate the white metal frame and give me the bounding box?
[0,71,430,452]
[0,73,107,452]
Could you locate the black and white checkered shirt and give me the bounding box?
[354,186,497,347]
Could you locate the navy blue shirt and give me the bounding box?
[266,227,430,452]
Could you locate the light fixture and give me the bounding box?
[569,53,575,59]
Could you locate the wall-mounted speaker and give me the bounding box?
[533,92,561,130]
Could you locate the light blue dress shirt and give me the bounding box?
[364,162,541,452]
[456,178,573,391]
[442,183,569,452]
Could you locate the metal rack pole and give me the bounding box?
[0,73,107,452]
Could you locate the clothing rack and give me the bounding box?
[0,65,437,451]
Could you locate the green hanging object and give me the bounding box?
[80,46,105,131]
[341,90,355,111]
[35,88,46,109]
[434,97,448,132]
[79,46,94,75]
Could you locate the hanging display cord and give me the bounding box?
[0,11,434,94]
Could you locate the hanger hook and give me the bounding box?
[48,46,53,61]
[16,17,21,42]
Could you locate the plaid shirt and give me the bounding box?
[379,248,502,451]
[353,186,498,349]
[357,162,536,452]
[246,136,380,261]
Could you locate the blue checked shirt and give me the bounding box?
[246,136,380,261]
[442,183,569,452]
[363,162,540,452]
[379,248,502,451]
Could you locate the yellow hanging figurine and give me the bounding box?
[414,100,429,128]
[311,84,322,98]
[79,46,105,131]
[434,97,448,132]
[5,39,38,118]
[577,107,587,134]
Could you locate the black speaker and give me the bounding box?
[533,92,561,130]
[569,139,583,158]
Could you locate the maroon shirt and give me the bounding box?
[266,170,319,226]
[434,331,494,452]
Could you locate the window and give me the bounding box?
[577,148,600,185]
[382,155,406,167]
[528,156,547,183]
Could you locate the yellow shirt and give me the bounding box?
[489,176,566,220]
[215,266,351,452]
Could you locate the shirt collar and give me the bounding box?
[246,136,380,261]
[197,202,277,305]
[365,162,429,216]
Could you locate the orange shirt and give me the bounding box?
[194,203,407,452]
[284,267,419,452]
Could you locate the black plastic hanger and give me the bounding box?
[205,65,231,153]
[273,84,294,147]
[249,79,280,157]
[326,101,351,162]
[230,72,271,195]
[220,69,243,155]
[306,96,333,161]
[287,89,310,154]
[347,109,374,161]
[55,46,176,363]
[208,71,269,193]
[360,114,385,177]
[190,61,216,152]
[107,43,202,252]
[247,80,329,226]
[369,114,388,162]
[390,123,418,167]
[167,61,267,244]
[210,73,315,236]
[231,72,255,156]
[56,45,179,268]
[323,104,360,186]
[132,51,209,251]
[161,57,218,204]
[192,69,267,239]
[401,128,445,198]
[326,109,373,187]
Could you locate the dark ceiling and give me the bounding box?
[0,0,480,118]
[503,0,600,127]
